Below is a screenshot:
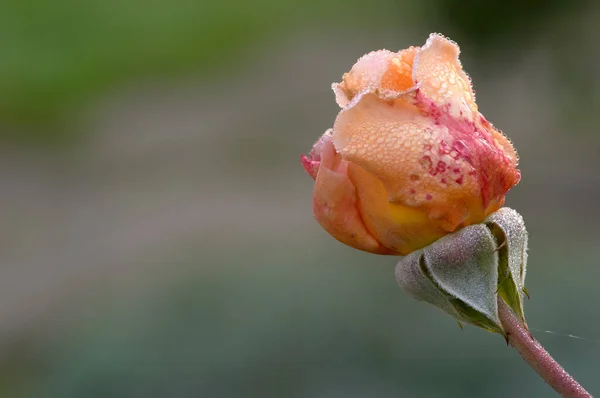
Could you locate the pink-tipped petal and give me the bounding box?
[413,33,477,120]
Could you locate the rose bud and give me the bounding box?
[301,33,520,255]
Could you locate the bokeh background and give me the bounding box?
[1,0,599,397]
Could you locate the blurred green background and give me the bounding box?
[1,0,599,397]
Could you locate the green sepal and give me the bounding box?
[396,224,503,334]
[485,208,529,327]
[395,207,529,336]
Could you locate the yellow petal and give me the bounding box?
[347,163,448,255]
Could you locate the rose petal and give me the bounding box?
[413,33,478,120]
[333,47,420,108]
[332,50,396,108]
[331,93,483,229]
[311,138,389,254]
[301,154,319,180]
[347,163,448,255]
[380,46,418,94]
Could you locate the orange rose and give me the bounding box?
[301,33,520,255]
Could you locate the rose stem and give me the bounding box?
[497,298,592,398]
